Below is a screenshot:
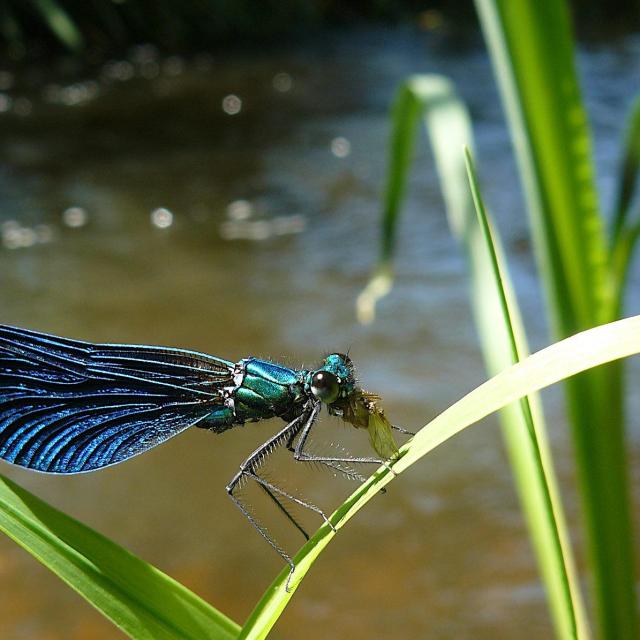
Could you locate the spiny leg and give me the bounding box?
[227,488,294,573]
[293,407,398,476]
[294,409,387,465]
[226,406,335,587]
[245,469,336,531]
[286,436,366,483]
[285,403,367,483]
[226,414,308,574]
[246,403,336,528]
[391,424,416,436]
[257,482,310,541]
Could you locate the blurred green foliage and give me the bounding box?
[3,0,639,59]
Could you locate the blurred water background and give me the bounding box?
[0,26,639,639]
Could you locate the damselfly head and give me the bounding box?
[308,353,356,405]
[308,354,400,459]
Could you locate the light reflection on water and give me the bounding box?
[0,27,639,640]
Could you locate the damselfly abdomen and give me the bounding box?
[0,324,404,576]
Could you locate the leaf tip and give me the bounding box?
[356,266,394,325]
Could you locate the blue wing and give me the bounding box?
[0,325,234,473]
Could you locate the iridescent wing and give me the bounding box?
[0,325,233,473]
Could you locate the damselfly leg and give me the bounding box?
[292,409,397,476]
[227,399,401,589]
[226,403,336,586]
[285,406,367,483]
[391,424,416,436]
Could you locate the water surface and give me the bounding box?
[1,27,639,639]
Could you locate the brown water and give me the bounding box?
[1,28,640,639]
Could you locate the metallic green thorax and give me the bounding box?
[234,359,306,421]
[201,353,357,432]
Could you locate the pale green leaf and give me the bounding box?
[474,2,636,636]
[359,73,587,639]
[29,0,83,51]
[240,315,640,640]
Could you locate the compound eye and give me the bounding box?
[311,371,340,404]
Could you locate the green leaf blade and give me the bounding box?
[474,2,637,636]
[28,0,83,51]
[464,148,588,639]
[361,73,588,639]
[610,96,640,311]
[241,315,640,639]
[611,95,640,245]
[0,474,239,640]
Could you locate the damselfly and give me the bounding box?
[0,325,408,577]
